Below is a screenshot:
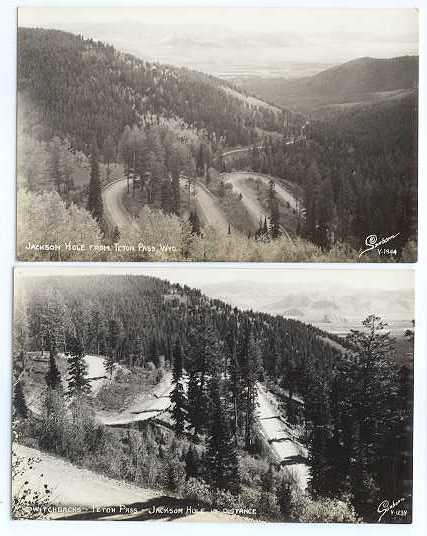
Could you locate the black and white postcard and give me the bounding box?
[16,7,418,262]
[12,266,414,523]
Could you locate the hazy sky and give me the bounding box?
[18,7,418,75]
[15,265,414,292]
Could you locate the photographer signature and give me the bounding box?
[359,233,400,257]
[377,498,407,522]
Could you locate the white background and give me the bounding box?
[0,0,426,535]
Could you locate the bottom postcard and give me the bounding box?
[12,266,414,523]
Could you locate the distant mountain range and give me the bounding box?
[235,56,418,112]
[201,280,413,325]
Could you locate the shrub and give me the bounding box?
[181,477,213,506]
[293,495,360,523]
[17,189,103,261]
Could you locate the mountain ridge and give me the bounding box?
[234,55,418,112]
[18,27,294,154]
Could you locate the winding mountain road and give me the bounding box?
[98,371,173,427]
[193,182,229,233]
[222,172,299,237]
[102,178,133,228]
[256,384,309,490]
[101,146,303,238]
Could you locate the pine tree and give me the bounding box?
[13,379,28,419]
[261,464,276,492]
[206,366,240,492]
[148,336,160,367]
[45,354,62,390]
[112,225,120,243]
[172,174,181,216]
[185,445,201,479]
[66,336,91,397]
[307,379,334,496]
[270,198,280,239]
[262,217,269,236]
[276,476,292,518]
[104,353,115,380]
[107,319,120,356]
[170,341,187,436]
[242,332,260,451]
[102,134,116,178]
[187,367,203,437]
[87,142,103,223]
[189,211,201,236]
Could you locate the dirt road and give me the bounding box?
[102,179,132,228]
[98,372,173,427]
[194,182,229,233]
[222,172,268,230]
[223,172,300,235]
[256,384,310,490]
[13,444,253,522]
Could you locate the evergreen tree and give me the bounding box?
[104,353,115,380]
[148,336,160,367]
[13,379,28,419]
[270,198,280,239]
[170,342,187,436]
[308,379,334,496]
[242,331,261,451]
[45,354,62,390]
[112,225,120,243]
[102,134,116,178]
[107,319,120,358]
[189,211,201,236]
[185,445,201,479]
[262,217,269,236]
[276,476,292,518]
[87,142,103,223]
[66,336,91,397]
[206,365,240,492]
[187,367,203,437]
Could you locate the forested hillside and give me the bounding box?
[232,94,417,253]
[17,28,292,152]
[16,28,417,262]
[14,274,413,521]
[236,56,418,111]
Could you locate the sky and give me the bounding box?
[15,266,414,324]
[18,7,419,77]
[14,265,413,292]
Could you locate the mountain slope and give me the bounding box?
[17,27,292,153]
[236,56,418,111]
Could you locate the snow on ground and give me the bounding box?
[99,371,173,426]
[84,355,110,395]
[256,384,310,490]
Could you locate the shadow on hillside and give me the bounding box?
[56,496,201,521]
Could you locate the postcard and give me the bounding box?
[12,266,414,522]
[16,7,418,262]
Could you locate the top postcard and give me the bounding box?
[16,7,418,262]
